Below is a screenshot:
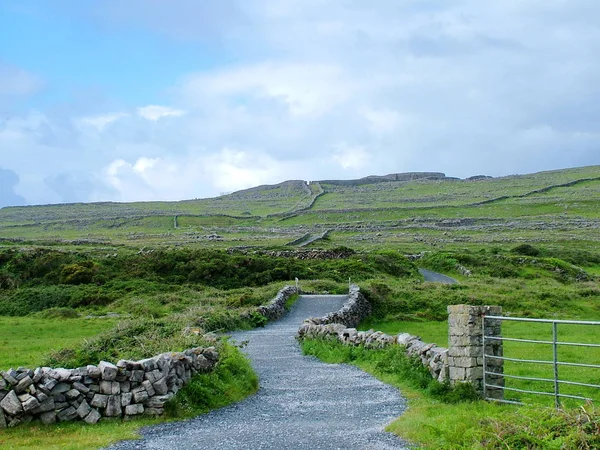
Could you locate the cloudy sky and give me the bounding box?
[1,1,599,207]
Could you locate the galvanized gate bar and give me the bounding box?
[482,315,600,407]
[485,316,600,325]
[486,336,600,348]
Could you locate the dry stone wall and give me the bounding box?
[257,285,297,321]
[301,285,371,328]
[0,347,218,428]
[298,323,449,383]
[297,284,449,382]
[298,292,504,391]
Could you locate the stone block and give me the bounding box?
[448,356,478,368]
[90,394,108,409]
[65,389,81,401]
[449,334,483,347]
[449,366,466,381]
[1,391,23,415]
[57,406,78,422]
[98,361,118,381]
[31,398,55,414]
[125,404,144,415]
[145,395,171,408]
[83,408,101,424]
[121,392,133,407]
[55,368,72,381]
[139,358,157,371]
[72,382,90,394]
[32,368,44,383]
[1,371,18,386]
[14,376,33,393]
[133,389,149,404]
[87,365,101,379]
[130,370,145,383]
[76,400,92,418]
[153,377,169,395]
[51,382,71,395]
[0,408,6,428]
[19,393,40,412]
[39,411,57,425]
[105,395,122,417]
[142,380,155,397]
[100,380,120,395]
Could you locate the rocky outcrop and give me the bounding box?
[0,347,218,428]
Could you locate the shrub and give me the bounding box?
[511,244,541,256]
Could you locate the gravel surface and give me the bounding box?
[107,295,410,450]
[419,268,458,284]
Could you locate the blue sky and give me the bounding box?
[1,0,599,206]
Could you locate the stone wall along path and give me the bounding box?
[107,295,409,450]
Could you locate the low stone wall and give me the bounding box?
[298,323,448,383]
[301,284,371,328]
[0,347,218,428]
[257,285,297,321]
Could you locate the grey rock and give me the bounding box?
[100,380,120,395]
[83,408,101,424]
[14,375,33,393]
[72,382,90,394]
[87,365,101,379]
[76,400,92,418]
[153,377,169,395]
[65,389,81,400]
[125,404,144,415]
[51,382,71,395]
[98,361,118,381]
[0,408,6,428]
[18,393,40,412]
[0,390,23,415]
[31,398,55,414]
[90,393,108,409]
[57,406,78,422]
[105,395,122,417]
[121,392,133,407]
[39,411,57,425]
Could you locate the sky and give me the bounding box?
[0,0,599,207]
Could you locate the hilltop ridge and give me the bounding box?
[0,165,598,252]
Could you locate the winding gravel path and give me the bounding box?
[419,268,458,284]
[107,295,409,449]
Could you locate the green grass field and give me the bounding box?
[0,316,117,370]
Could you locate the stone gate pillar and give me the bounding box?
[447,305,503,399]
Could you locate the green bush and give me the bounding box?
[511,244,541,256]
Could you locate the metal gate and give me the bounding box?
[482,315,600,407]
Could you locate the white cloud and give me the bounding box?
[179,62,354,117]
[137,105,186,121]
[78,112,129,131]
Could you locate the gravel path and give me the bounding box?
[107,295,409,450]
[419,268,458,284]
